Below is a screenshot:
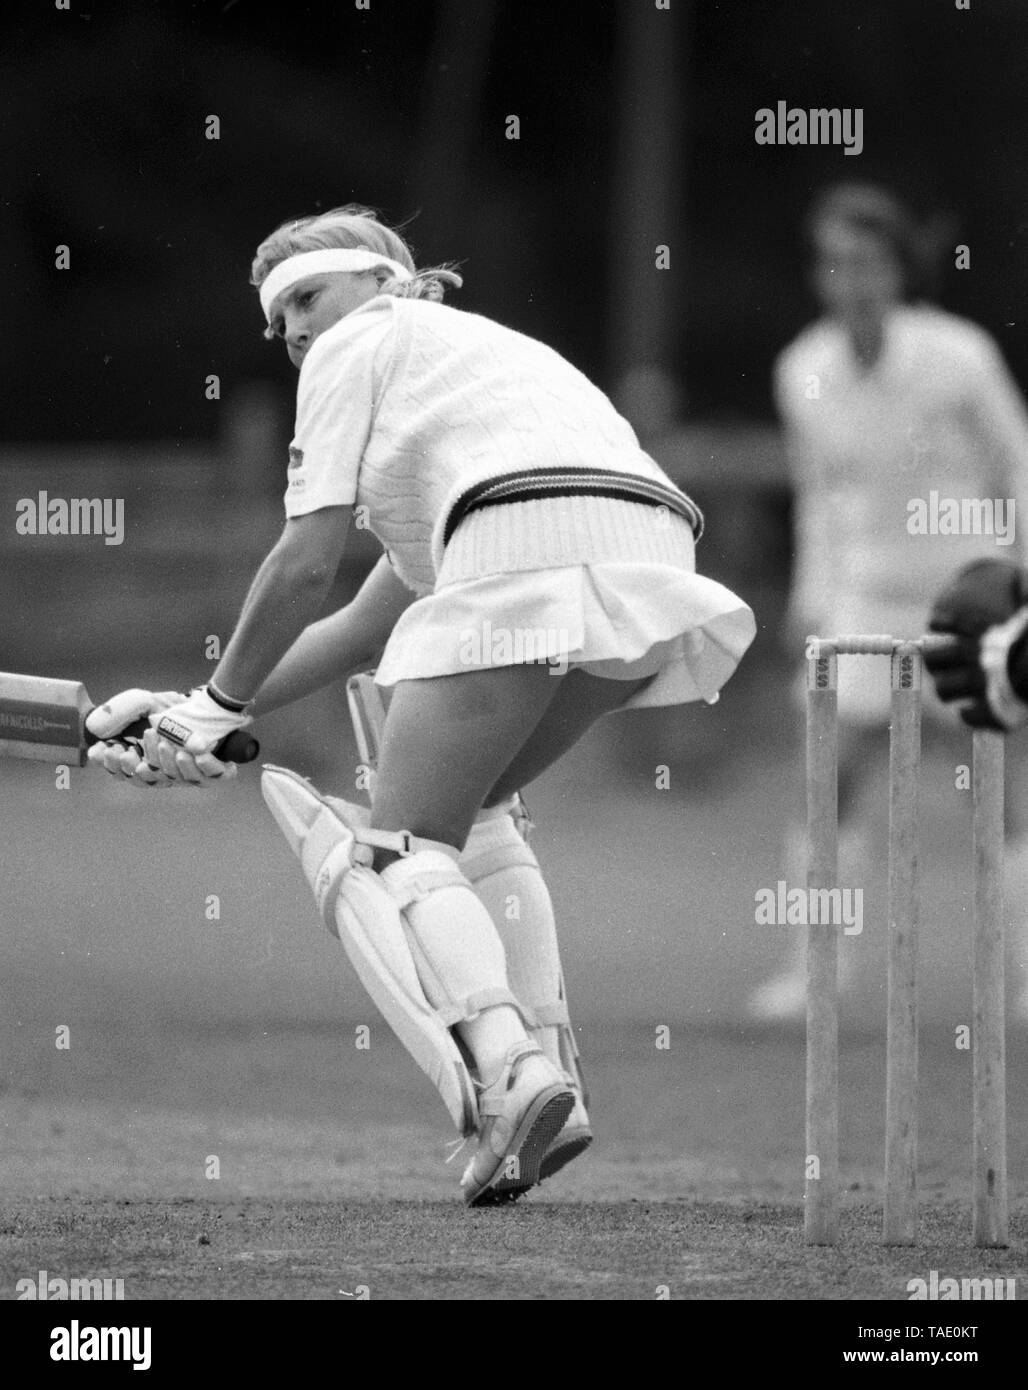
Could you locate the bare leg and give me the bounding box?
[369,665,649,1076]
[483,668,653,806]
[464,669,652,1113]
[372,667,653,854]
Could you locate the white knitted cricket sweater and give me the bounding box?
[283,295,699,594]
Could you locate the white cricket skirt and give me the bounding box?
[374,515,756,711]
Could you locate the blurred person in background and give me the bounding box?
[749,182,1028,1022]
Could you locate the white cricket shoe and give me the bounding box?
[539,1083,593,1183]
[461,1040,574,1207]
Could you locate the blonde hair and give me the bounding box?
[251,204,462,336]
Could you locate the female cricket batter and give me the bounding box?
[86,206,755,1205]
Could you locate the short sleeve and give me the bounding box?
[283,302,396,517]
[963,329,1028,476]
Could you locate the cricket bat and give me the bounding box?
[0,671,259,766]
[346,671,387,777]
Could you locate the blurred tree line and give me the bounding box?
[1,0,1026,442]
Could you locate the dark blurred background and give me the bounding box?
[3,0,1028,1025]
[3,0,1027,437]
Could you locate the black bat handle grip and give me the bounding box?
[84,720,260,763]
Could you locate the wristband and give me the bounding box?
[980,605,1028,731]
[206,680,252,713]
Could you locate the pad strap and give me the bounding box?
[433,987,524,1028]
[477,1041,546,1117]
[355,826,461,860]
[525,1000,571,1028]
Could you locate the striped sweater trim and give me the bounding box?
[442,467,704,546]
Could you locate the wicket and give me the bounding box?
[804,634,1008,1248]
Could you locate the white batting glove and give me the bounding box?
[85,688,186,787]
[145,686,252,785]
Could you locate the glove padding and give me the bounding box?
[926,559,1028,730]
[145,687,252,785]
[85,688,186,787]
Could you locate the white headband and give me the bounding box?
[259,248,414,320]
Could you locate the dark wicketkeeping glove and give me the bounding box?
[925,558,1028,731]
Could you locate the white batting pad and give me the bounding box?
[261,764,478,1135]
